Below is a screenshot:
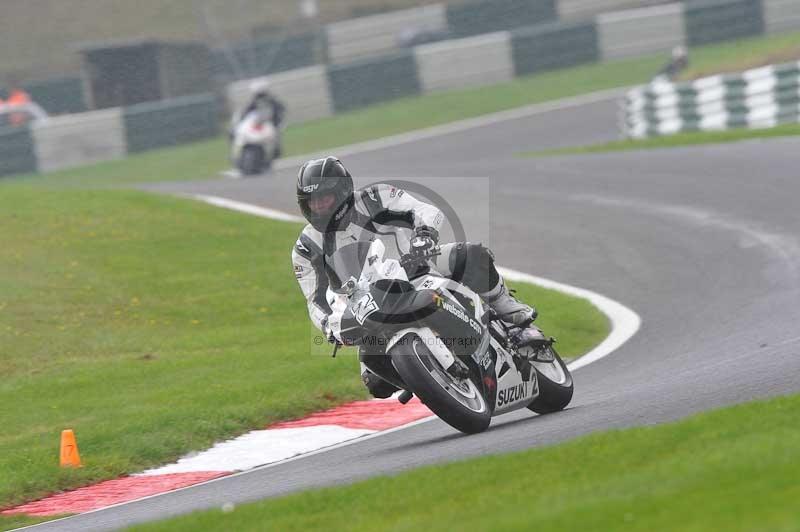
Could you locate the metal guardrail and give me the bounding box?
[621,61,800,138]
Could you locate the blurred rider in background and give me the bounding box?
[653,46,689,82]
[233,80,286,130]
[5,79,32,126]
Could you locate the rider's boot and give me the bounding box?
[360,363,400,399]
[480,278,537,327]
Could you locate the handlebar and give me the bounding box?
[400,249,441,268]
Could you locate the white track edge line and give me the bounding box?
[23,416,438,527]
[496,267,641,371]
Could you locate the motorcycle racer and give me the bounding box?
[234,81,286,129]
[291,156,537,398]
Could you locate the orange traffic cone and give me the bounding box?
[59,429,82,468]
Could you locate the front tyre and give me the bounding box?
[238,145,265,175]
[390,334,491,434]
[527,346,573,414]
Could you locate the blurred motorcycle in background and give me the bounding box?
[229,108,282,176]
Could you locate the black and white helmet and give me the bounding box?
[296,156,354,233]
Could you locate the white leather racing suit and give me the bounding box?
[292,184,445,335]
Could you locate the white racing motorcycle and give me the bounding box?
[229,109,281,176]
[328,239,574,434]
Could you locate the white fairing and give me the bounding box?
[331,239,541,417]
[492,344,539,415]
[230,110,280,163]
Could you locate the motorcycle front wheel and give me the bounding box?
[390,333,491,434]
[238,145,265,176]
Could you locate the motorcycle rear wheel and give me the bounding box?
[390,333,491,434]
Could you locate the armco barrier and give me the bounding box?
[684,0,764,46]
[327,51,421,113]
[447,0,557,38]
[598,3,685,60]
[621,61,800,138]
[31,108,126,173]
[415,32,514,93]
[123,94,219,154]
[227,66,333,125]
[326,4,447,64]
[511,20,599,76]
[211,33,318,81]
[763,0,800,33]
[0,127,38,177]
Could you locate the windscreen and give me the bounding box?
[329,241,373,290]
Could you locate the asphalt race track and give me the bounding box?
[28,94,800,530]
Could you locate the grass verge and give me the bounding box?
[0,185,608,527]
[681,30,800,80]
[526,122,800,157]
[130,393,800,532]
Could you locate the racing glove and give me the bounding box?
[414,225,439,244]
[411,225,440,258]
[321,316,339,345]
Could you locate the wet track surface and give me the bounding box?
[29,95,800,530]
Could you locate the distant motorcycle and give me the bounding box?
[230,109,281,176]
[329,238,574,434]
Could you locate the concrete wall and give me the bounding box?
[557,0,664,20]
[326,4,447,64]
[763,0,800,33]
[511,20,599,76]
[446,0,557,38]
[31,108,126,172]
[684,0,764,46]
[0,127,37,177]
[598,3,685,60]
[327,50,421,112]
[227,65,333,125]
[124,94,218,153]
[415,32,514,93]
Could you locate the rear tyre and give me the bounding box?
[390,334,491,434]
[238,145,264,175]
[527,346,573,414]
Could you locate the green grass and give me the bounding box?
[681,30,800,80]
[6,28,797,529]
[5,137,228,188]
[526,122,800,157]
[0,184,607,527]
[130,393,800,532]
[0,514,55,530]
